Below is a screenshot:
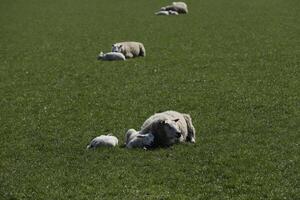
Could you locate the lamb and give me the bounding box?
[155,10,179,16]
[112,42,146,58]
[86,134,118,149]
[125,129,154,149]
[155,11,170,15]
[139,110,196,147]
[161,2,188,14]
[97,51,126,61]
[168,10,179,15]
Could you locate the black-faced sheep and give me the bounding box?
[112,42,146,58]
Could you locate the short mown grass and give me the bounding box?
[0,0,299,199]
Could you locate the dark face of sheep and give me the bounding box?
[112,44,122,53]
[162,119,181,139]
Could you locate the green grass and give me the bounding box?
[0,0,299,199]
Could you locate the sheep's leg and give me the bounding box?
[125,53,134,58]
[183,114,196,143]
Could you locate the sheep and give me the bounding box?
[172,2,188,9]
[168,10,179,15]
[139,111,196,147]
[86,134,118,149]
[160,2,188,14]
[155,10,179,16]
[155,10,170,15]
[125,129,154,149]
[97,51,126,61]
[112,42,146,58]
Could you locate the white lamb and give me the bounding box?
[168,10,179,15]
[112,42,146,58]
[139,110,196,147]
[86,134,118,149]
[155,10,178,16]
[97,51,126,61]
[155,11,170,15]
[125,129,154,149]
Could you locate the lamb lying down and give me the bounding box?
[168,10,179,15]
[125,129,154,149]
[87,134,119,149]
[155,10,179,15]
[155,10,169,15]
[97,51,126,61]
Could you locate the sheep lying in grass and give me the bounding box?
[155,10,179,16]
[125,129,154,149]
[173,2,188,9]
[87,134,118,149]
[168,10,179,15]
[97,51,126,61]
[155,10,170,15]
[112,42,146,58]
[161,2,188,14]
[139,110,196,147]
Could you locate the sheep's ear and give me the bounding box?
[137,135,146,138]
[173,118,180,122]
[160,120,166,125]
[119,44,123,48]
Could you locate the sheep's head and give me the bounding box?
[125,129,138,144]
[137,133,154,146]
[112,44,123,53]
[160,119,181,139]
[160,7,166,11]
[97,52,104,60]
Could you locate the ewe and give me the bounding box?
[172,2,188,9]
[87,134,118,149]
[161,2,188,14]
[112,42,146,58]
[139,110,196,147]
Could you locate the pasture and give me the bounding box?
[0,0,299,199]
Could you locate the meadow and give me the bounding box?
[0,0,299,199]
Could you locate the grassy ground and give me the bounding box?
[0,0,299,199]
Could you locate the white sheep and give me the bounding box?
[155,10,178,16]
[86,134,118,149]
[97,51,126,61]
[168,10,179,15]
[155,11,170,15]
[139,111,196,147]
[161,2,188,14]
[125,129,154,149]
[112,42,146,58]
[172,2,188,9]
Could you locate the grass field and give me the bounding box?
[0,0,299,199]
